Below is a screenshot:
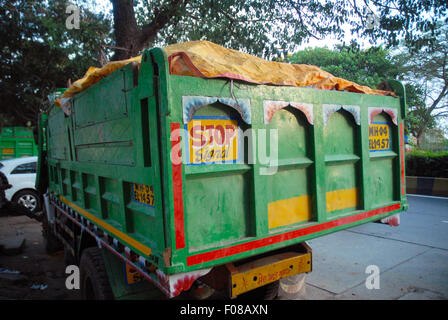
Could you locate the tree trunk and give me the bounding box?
[110,0,141,61]
[416,129,425,149]
[110,0,186,61]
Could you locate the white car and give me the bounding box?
[0,156,41,213]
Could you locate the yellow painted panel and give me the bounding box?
[268,195,311,229]
[326,187,358,212]
[125,263,144,285]
[231,252,311,297]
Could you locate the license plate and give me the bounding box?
[230,251,311,297]
[369,123,390,151]
[2,148,14,155]
[125,263,144,285]
[132,183,155,207]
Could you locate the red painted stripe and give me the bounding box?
[399,123,405,195]
[171,123,185,249]
[187,203,401,266]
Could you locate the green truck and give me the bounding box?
[36,47,408,300]
[0,126,38,160]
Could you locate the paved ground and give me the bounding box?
[1,195,446,300]
[278,194,448,300]
[0,214,80,300]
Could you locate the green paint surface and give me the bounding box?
[0,127,38,160]
[38,47,408,279]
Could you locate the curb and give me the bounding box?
[406,176,448,197]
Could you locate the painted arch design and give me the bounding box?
[368,107,398,125]
[182,96,251,124]
[323,104,361,126]
[263,100,314,125]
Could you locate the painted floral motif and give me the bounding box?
[182,96,251,124]
[323,104,361,126]
[368,107,398,125]
[263,100,314,124]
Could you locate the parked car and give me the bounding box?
[0,156,41,213]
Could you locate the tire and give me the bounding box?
[42,210,63,254]
[237,280,280,300]
[80,247,114,300]
[12,189,42,214]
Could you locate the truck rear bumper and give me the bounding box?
[200,242,312,297]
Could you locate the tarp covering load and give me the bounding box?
[55,55,142,107]
[164,41,393,95]
[56,40,393,106]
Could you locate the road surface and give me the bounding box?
[1,194,446,300]
[278,194,448,300]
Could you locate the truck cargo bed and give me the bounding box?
[39,47,407,298]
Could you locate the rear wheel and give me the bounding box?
[80,247,114,300]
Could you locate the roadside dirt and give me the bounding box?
[0,212,80,300]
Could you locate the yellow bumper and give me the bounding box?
[230,251,311,297]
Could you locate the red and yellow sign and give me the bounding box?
[186,117,239,164]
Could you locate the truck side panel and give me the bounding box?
[46,63,167,267]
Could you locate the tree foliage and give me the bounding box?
[286,42,446,145]
[110,0,448,60]
[286,43,404,89]
[1,0,447,129]
[399,23,448,146]
[0,0,112,127]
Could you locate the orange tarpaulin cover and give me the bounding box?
[56,40,393,106]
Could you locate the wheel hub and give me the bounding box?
[18,194,37,210]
